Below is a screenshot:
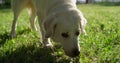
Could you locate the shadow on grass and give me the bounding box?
[0,32,10,46]
[1,45,58,63]
[0,42,71,63]
[0,29,72,63]
[0,28,31,46]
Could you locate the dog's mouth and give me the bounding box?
[63,48,80,57]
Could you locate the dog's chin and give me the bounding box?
[64,50,80,58]
[65,52,77,57]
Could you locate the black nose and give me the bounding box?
[72,49,80,57]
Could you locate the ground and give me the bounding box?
[0,3,120,63]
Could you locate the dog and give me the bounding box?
[10,0,87,57]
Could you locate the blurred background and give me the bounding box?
[0,0,120,6]
[0,0,10,6]
[77,0,120,3]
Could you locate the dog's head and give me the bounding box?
[43,9,87,57]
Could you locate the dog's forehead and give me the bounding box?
[58,20,79,32]
[56,12,80,32]
[60,16,79,26]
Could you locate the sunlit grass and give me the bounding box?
[0,3,120,63]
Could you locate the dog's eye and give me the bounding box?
[61,33,69,38]
[75,31,79,36]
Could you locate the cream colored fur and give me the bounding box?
[10,0,87,57]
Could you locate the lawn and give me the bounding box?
[0,3,120,63]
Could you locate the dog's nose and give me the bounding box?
[72,48,80,57]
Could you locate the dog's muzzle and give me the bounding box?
[64,48,80,57]
[70,48,80,57]
[72,48,80,57]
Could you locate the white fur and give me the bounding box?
[10,0,87,57]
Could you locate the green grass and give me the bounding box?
[0,3,120,63]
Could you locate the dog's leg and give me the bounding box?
[10,10,20,38]
[28,6,37,31]
[37,14,53,48]
[10,0,25,38]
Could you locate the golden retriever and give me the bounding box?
[10,0,87,57]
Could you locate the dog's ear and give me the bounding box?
[43,14,57,38]
[79,12,87,35]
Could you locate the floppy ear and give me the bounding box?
[43,14,57,38]
[79,12,87,35]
